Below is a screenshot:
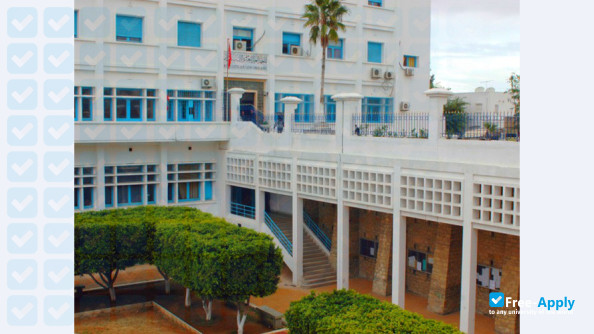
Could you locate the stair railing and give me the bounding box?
[303,211,332,251]
[264,211,293,256]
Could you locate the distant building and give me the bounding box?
[454,87,515,114]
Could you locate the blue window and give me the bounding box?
[403,55,418,67]
[282,32,301,55]
[115,89,142,121]
[74,10,78,38]
[167,184,174,203]
[368,0,383,7]
[74,86,93,121]
[117,185,143,206]
[233,27,253,51]
[368,42,383,63]
[167,90,215,122]
[178,182,200,201]
[116,15,143,42]
[325,95,336,123]
[178,21,201,47]
[104,88,113,121]
[275,93,314,122]
[147,184,156,204]
[146,89,156,121]
[205,181,213,200]
[327,39,344,59]
[105,186,113,207]
[362,97,393,123]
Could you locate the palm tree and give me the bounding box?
[303,0,348,111]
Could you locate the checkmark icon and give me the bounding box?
[12,195,33,212]
[48,51,70,67]
[12,159,34,176]
[48,231,70,247]
[12,15,34,31]
[121,51,143,67]
[48,14,69,31]
[489,292,505,307]
[11,230,34,248]
[84,15,105,31]
[48,302,70,319]
[12,266,34,284]
[48,158,70,175]
[12,123,34,139]
[12,51,34,68]
[48,267,69,283]
[48,195,69,211]
[159,15,179,31]
[48,87,69,103]
[12,87,34,104]
[12,303,34,320]
[84,51,105,65]
[48,123,70,139]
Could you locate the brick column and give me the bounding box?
[494,235,520,334]
[372,214,393,296]
[428,224,463,314]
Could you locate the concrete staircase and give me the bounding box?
[267,212,336,288]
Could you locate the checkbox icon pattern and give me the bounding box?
[3,1,73,331]
[489,292,505,307]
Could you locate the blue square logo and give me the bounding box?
[489,292,505,307]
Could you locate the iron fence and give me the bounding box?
[441,112,520,141]
[290,115,336,135]
[351,113,430,138]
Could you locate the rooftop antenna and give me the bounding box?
[480,80,493,88]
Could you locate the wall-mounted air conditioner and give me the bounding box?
[201,78,212,89]
[404,68,415,76]
[400,101,410,111]
[290,45,302,56]
[234,40,246,51]
[384,71,394,80]
[371,67,382,79]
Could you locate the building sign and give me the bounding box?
[225,51,268,71]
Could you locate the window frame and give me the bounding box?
[282,32,302,55]
[167,162,216,204]
[367,41,383,63]
[74,167,96,211]
[368,0,383,7]
[274,93,314,123]
[360,238,379,258]
[74,86,94,121]
[403,55,418,68]
[74,10,78,38]
[167,90,216,122]
[177,21,201,48]
[233,27,254,52]
[115,14,143,43]
[327,39,344,60]
[104,164,158,208]
[362,97,394,123]
[104,88,158,122]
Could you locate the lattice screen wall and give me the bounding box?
[296,162,337,199]
[258,158,292,191]
[226,155,255,185]
[400,174,463,219]
[472,181,520,229]
[342,167,392,208]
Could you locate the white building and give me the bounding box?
[74,1,519,334]
[454,87,515,114]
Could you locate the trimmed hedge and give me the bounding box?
[285,290,462,334]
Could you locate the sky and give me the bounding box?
[430,0,520,93]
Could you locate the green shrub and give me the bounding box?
[285,290,462,334]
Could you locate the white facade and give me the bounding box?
[74,1,518,333]
[454,87,515,114]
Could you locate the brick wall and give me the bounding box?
[405,218,438,298]
[494,235,520,334]
[476,230,508,315]
[427,224,462,314]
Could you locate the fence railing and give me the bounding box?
[441,112,520,141]
[264,211,293,256]
[291,115,335,135]
[303,211,332,251]
[230,202,255,219]
[351,113,430,138]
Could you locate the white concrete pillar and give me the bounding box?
[280,96,302,135]
[158,144,168,205]
[332,93,363,152]
[216,1,226,120]
[292,196,304,286]
[391,213,406,306]
[228,88,245,127]
[424,88,452,142]
[336,201,349,289]
[460,172,477,334]
[96,147,105,210]
[255,189,265,232]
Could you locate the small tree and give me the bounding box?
[303,0,348,109]
[507,73,520,114]
[443,97,469,138]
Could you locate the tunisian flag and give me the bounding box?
[227,38,232,69]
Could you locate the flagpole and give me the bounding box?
[226,38,230,122]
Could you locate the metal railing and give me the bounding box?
[264,211,293,255]
[291,115,336,135]
[441,112,520,141]
[303,211,332,251]
[351,113,430,138]
[230,202,255,219]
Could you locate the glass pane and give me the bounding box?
[179,163,200,171]
[105,187,113,206]
[130,185,142,203]
[83,188,93,207]
[117,175,143,183]
[129,99,141,119]
[147,99,155,120]
[116,88,142,96]
[117,99,127,119]
[117,186,128,204]
[104,98,112,120]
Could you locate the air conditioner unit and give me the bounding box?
[384,71,394,80]
[234,40,246,51]
[201,78,212,89]
[400,101,410,111]
[371,67,382,79]
[404,68,415,76]
[290,45,302,56]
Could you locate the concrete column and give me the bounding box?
[292,197,304,286]
[265,7,276,116]
[460,172,477,334]
[158,144,168,205]
[96,147,106,210]
[93,0,105,122]
[424,88,452,142]
[156,0,168,123]
[332,93,363,153]
[255,189,265,232]
[281,96,302,135]
[216,1,226,120]
[228,88,245,127]
[336,201,349,289]
[391,213,406,307]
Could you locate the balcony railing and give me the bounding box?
[352,113,430,138]
[230,202,255,219]
[291,115,335,135]
[441,112,520,141]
